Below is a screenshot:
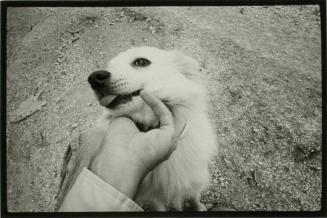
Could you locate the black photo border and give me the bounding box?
[1,0,326,217]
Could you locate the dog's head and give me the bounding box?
[88,47,206,128]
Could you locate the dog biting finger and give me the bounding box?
[87,47,217,211]
[139,90,174,132]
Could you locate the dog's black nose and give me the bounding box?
[88,70,111,90]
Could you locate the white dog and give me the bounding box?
[58,47,217,211]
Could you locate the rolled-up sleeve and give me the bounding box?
[59,167,144,212]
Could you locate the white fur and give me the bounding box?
[96,47,217,211]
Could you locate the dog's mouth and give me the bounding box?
[99,89,141,109]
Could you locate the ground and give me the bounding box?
[6,6,321,212]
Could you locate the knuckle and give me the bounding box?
[170,143,177,152]
[169,128,177,138]
[167,132,177,143]
[113,117,131,124]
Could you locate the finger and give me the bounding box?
[140,90,174,131]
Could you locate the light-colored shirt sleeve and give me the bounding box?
[59,167,144,212]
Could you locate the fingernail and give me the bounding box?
[140,89,148,96]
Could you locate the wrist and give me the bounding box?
[90,152,144,199]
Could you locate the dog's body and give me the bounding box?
[58,47,217,211]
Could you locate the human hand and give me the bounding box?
[90,90,177,199]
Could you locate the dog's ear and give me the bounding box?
[172,51,203,82]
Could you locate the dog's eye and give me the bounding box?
[132,58,151,67]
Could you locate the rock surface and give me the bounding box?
[6,6,321,211]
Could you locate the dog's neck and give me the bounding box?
[169,100,207,137]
